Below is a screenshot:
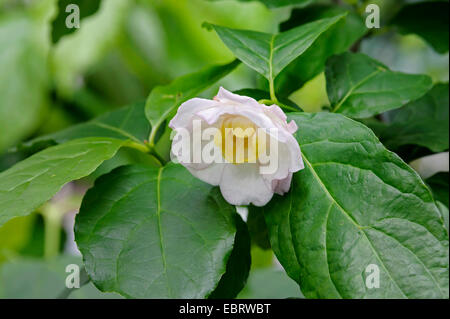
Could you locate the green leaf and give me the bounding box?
[145,60,239,146]
[247,205,271,250]
[426,172,449,208]
[19,102,150,153]
[232,88,302,112]
[208,14,345,83]
[263,112,449,298]
[0,0,55,152]
[0,137,130,227]
[391,1,449,54]
[0,255,121,299]
[326,52,433,118]
[274,5,367,96]
[436,201,449,234]
[75,163,237,298]
[51,0,101,43]
[209,214,251,299]
[210,0,315,8]
[369,83,449,153]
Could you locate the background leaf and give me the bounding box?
[0,255,121,298]
[19,102,150,153]
[75,163,237,298]
[367,83,449,153]
[263,112,448,298]
[274,4,366,96]
[51,0,101,43]
[0,0,55,152]
[391,1,449,54]
[0,137,128,227]
[209,14,344,82]
[326,52,433,118]
[145,60,239,145]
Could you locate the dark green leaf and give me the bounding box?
[369,84,449,153]
[75,164,237,298]
[247,205,271,250]
[233,88,302,112]
[326,52,433,118]
[426,172,449,208]
[391,1,449,54]
[275,5,367,96]
[263,112,449,298]
[51,0,101,43]
[145,60,239,145]
[212,0,315,8]
[209,214,251,299]
[209,14,345,82]
[0,137,129,227]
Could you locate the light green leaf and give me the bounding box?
[237,268,304,299]
[18,102,150,153]
[0,0,55,152]
[75,164,237,298]
[145,60,239,146]
[274,5,367,96]
[437,201,449,234]
[326,52,433,118]
[263,112,449,298]
[391,1,449,54]
[0,137,131,227]
[51,0,132,96]
[209,14,345,83]
[0,255,121,299]
[209,214,251,299]
[368,83,449,153]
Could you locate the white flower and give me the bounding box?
[169,87,304,206]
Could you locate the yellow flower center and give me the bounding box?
[214,116,265,164]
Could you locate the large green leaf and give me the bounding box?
[262,112,449,298]
[391,1,449,54]
[0,0,55,152]
[369,84,449,153]
[18,102,150,153]
[209,214,251,299]
[145,60,239,145]
[0,137,131,227]
[75,164,237,298]
[274,5,367,96]
[326,52,433,118]
[208,14,345,83]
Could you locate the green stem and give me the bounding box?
[42,205,62,259]
[269,78,279,103]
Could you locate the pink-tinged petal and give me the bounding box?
[272,172,293,195]
[286,120,298,134]
[216,87,261,108]
[169,98,220,129]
